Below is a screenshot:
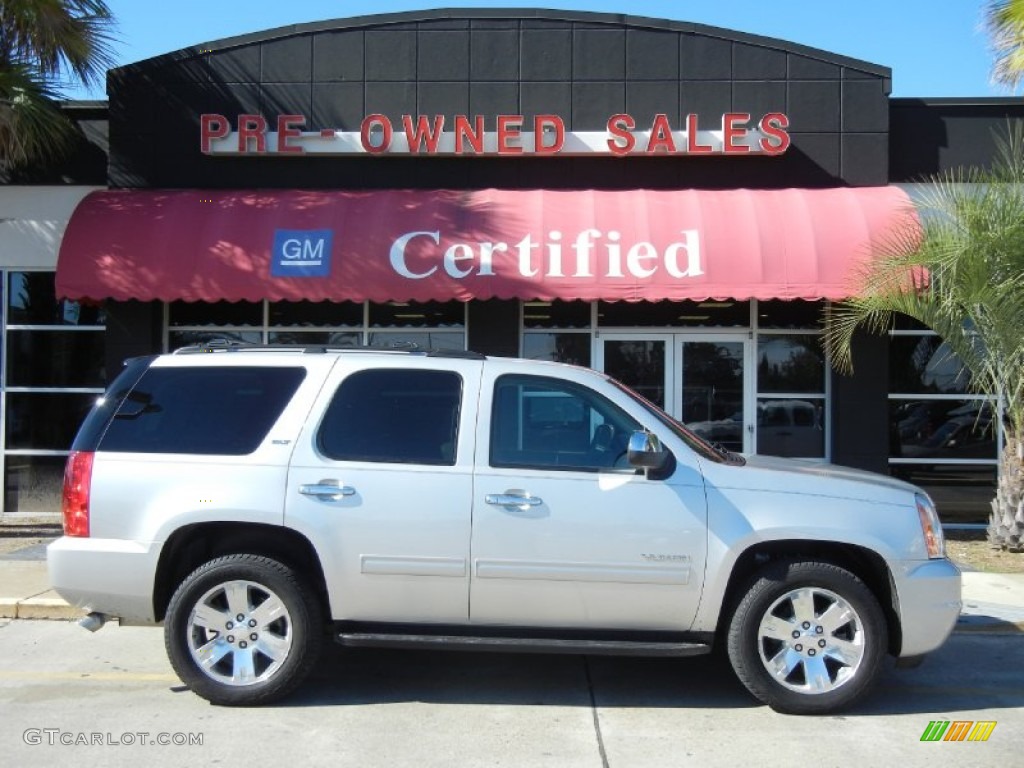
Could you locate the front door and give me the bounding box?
[469,367,708,630]
[598,334,752,453]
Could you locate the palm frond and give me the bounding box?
[987,0,1024,89]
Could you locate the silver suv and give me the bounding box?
[48,345,960,714]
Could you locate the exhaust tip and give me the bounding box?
[79,612,108,632]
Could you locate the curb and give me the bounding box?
[0,597,84,621]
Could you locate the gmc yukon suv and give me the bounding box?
[48,346,961,714]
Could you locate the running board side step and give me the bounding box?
[336,632,711,657]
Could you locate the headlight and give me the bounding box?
[916,493,945,559]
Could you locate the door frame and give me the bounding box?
[596,331,754,454]
[674,333,752,454]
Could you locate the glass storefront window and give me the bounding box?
[3,270,106,517]
[888,399,997,462]
[168,300,262,327]
[757,397,826,458]
[165,301,467,353]
[168,330,263,350]
[7,272,105,326]
[522,300,591,329]
[598,300,750,327]
[603,339,666,409]
[521,299,830,460]
[366,331,465,350]
[267,331,363,347]
[756,300,824,329]
[890,464,998,524]
[889,335,971,394]
[522,332,591,366]
[888,322,999,522]
[5,329,106,387]
[5,392,100,451]
[756,336,825,394]
[369,301,465,328]
[270,300,363,327]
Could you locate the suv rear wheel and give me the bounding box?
[726,559,886,715]
[164,554,323,705]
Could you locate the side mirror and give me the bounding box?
[627,430,669,471]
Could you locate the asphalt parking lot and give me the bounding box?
[1,618,1021,767]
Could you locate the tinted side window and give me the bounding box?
[490,374,641,471]
[98,366,306,455]
[318,369,462,465]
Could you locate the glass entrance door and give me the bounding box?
[599,335,671,411]
[598,334,751,453]
[676,338,748,454]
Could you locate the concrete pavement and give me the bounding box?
[1,535,1023,631]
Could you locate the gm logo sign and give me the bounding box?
[272,229,333,277]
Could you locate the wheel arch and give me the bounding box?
[714,540,901,656]
[153,522,329,623]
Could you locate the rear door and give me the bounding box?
[285,356,483,623]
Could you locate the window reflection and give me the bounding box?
[523,333,591,366]
[889,400,997,462]
[756,337,824,393]
[757,398,825,458]
[603,340,665,409]
[7,272,104,325]
[889,336,971,394]
[890,464,997,523]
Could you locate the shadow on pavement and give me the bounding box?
[273,634,1023,717]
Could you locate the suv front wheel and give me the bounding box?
[164,554,323,705]
[726,559,887,715]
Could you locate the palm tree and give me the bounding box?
[0,0,115,173]
[824,124,1024,551]
[987,0,1024,89]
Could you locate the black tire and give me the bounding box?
[164,554,324,706]
[726,559,887,715]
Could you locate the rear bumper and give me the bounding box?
[47,536,161,625]
[892,558,961,657]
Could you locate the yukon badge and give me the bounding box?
[640,554,690,563]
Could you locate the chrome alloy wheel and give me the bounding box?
[756,586,865,695]
[185,579,294,687]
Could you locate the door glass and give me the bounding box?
[602,340,666,409]
[680,341,744,453]
[490,374,640,471]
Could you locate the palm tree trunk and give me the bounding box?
[989,433,1024,551]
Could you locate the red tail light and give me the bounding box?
[62,450,94,537]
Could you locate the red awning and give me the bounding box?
[56,187,918,303]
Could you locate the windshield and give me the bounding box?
[608,376,746,466]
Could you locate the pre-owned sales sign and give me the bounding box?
[200,112,791,156]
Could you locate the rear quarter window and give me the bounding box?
[97,366,306,455]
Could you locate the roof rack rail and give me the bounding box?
[172,340,486,360]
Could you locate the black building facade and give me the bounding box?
[3,9,1022,520]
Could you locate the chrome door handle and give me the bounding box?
[300,482,356,502]
[485,492,543,511]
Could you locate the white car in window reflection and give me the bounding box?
[757,400,822,457]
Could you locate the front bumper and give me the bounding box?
[892,558,961,657]
[47,536,161,625]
